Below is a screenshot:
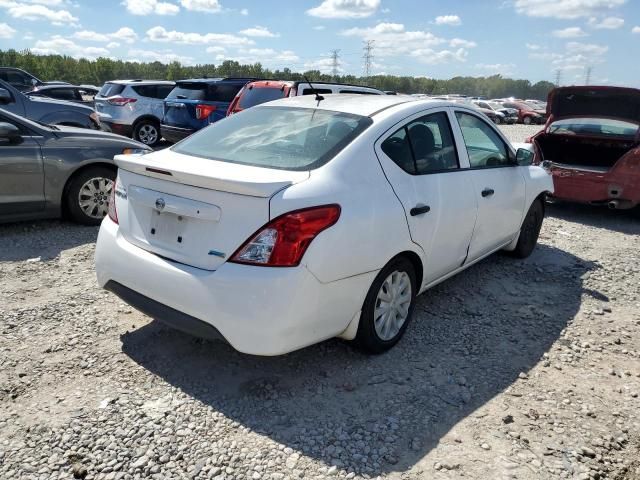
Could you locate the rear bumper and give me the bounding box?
[160,124,194,144]
[101,120,133,137]
[548,164,640,208]
[95,218,375,355]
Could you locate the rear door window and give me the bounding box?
[98,83,125,97]
[46,88,79,101]
[302,88,332,95]
[238,87,286,108]
[156,84,174,99]
[339,89,379,95]
[132,85,157,98]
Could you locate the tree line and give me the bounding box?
[1,49,556,100]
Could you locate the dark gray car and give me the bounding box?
[0,79,100,129]
[0,108,150,225]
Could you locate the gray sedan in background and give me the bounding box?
[0,108,150,225]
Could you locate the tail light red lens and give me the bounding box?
[230,205,341,267]
[195,104,217,120]
[107,180,118,224]
[107,97,137,106]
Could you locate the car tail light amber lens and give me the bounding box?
[230,205,341,267]
[195,104,217,120]
[107,97,137,106]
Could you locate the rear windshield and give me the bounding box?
[98,83,125,97]
[238,86,286,109]
[549,118,639,138]
[172,106,372,171]
[168,82,243,102]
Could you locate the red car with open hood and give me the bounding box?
[530,86,640,211]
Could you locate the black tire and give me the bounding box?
[353,257,417,354]
[494,116,502,125]
[133,119,160,146]
[65,166,115,226]
[510,199,544,258]
[523,116,532,125]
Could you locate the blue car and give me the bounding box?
[160,77,257,143]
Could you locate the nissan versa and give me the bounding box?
[95,95,552,355]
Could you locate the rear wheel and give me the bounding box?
[510,199,544,258]
[354,257,417,354]
[133,119,160,146]
[494,116,502,125]
[65,166,115,226]
[523,116,532,125]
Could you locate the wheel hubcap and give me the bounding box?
[374,271,412,341]
[138,124,158,144]
[78,177,113,219]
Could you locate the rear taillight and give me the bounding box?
[196,104,217,120]
[230,205,341,267]
[106,96,137,106]
[108,181,118,224]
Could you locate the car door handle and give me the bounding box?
[481,188,495,198]
[410,205,431,216]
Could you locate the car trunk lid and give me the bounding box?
[547,86,640,124]
[114,149,309,270]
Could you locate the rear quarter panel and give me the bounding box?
[269,122,421,284]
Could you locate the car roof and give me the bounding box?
[257,93,453,117]
[107,80,175,85]
[177,77,258,84]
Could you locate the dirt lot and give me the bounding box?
[1,125,639,480]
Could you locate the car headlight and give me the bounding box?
[122,148,151,155]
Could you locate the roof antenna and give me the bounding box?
[304,75,324,102]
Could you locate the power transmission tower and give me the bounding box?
[585,66,592,85]
[554,68,562,87]
[363,40,374,79]
[330,49,340,81]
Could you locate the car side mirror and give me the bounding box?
[0,87,13,104]
[516,147,535,166]
[0,122,20,141]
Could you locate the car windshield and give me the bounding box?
[172,106,372,171]
[549,118,639,137]
[238,86,286,109]
[488,102,503,110]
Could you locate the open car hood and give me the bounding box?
[547,86,640,124]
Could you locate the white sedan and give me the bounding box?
[95,94,553,355]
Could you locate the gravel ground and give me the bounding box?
[1,124,639,480]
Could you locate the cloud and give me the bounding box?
[313,25,326,30]
[106,41,120,49]
[341,22,446,57]
[476,63,516,75]
[565,41,608,56]
[633,26,640,34]
[240,8,248,15]
[239,26,279,37]
[121,0,179,16]
[526,43,541,50]
[73,27,138,44]
[410,47,468,65]
[146,25,254,46]
[449,38,476,48]
[0,22,16,39]
[227,48,299,63]
[434,15,461,26]
[552,27,588,38]
[513,0,625,19]
[307,0,380,19]
[180,0,222,13]
[304,57,346,73]
[205,46,225,53]
[32,36,110,59]
[588,16,624,29]
[128,48,194,65]
[0,2,78,25]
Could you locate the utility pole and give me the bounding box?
[330,49,340,81]
[585,66,592,85]
[554,68,562,87]
[363,40,374,80]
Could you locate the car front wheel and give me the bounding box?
[523,116,532,125]
[354,257,417,353]
[65,166,115,226]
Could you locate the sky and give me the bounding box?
[0,0,639,86]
